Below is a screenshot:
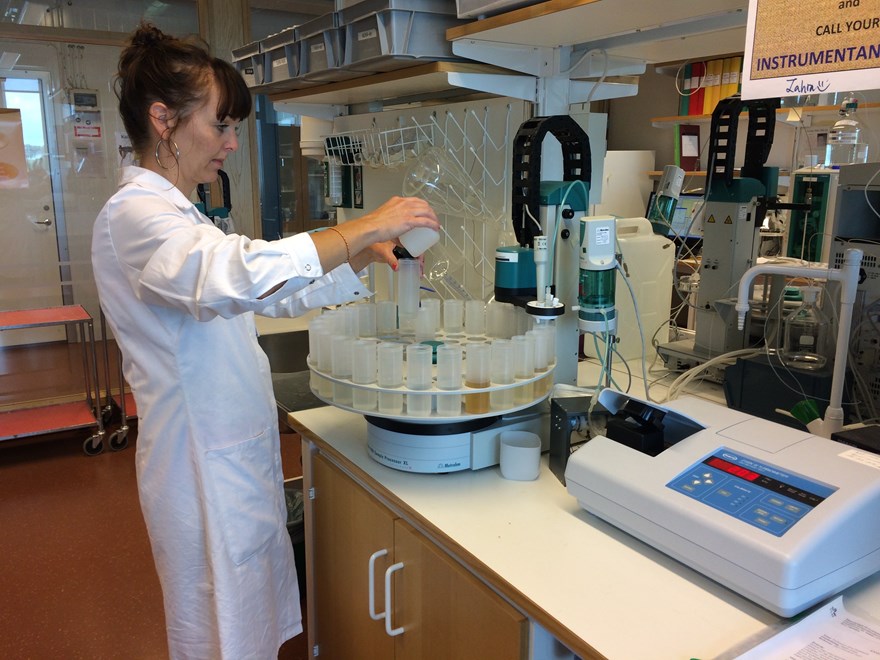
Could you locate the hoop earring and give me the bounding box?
[154,138,181,170]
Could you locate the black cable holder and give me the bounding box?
[706,95,781,187]
[511,115,591,248]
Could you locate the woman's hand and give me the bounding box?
[349,241,396,273]
[358,196,440,243]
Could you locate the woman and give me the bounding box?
[92,23,439,659]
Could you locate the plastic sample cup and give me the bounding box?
[436,344,463,417]
[357,302,377,338]
[406,343,433,417]
[499,431,542,481]
[443,299,464,335]
[512,334,535,404]
[331,334,353,405]
[352,339,378,412]
[489,339,515,411]
[377,342,404,415]
[376,300,398,337]
[415,307,436,342]
[421,298,441,334]
[464,341,491,414]
[397,259,421,333]
[465,299,486,337]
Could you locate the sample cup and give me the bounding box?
[415,307,436,342]
[376,300,398,337]
[377,342,404,415]
[331,334,353,405]
[397,259,421,333]
[443,299,464,335]
[421,298,441,333]
[490,339,515,411]
[406,343,433,417]
[357,302,377,338]
[512,334,535,404]
[436,344,463,417]
[352,339,378,412]
[464,342,491,414]
[316,330,334,398]
[499,430,542,481]
[465,299,486,337]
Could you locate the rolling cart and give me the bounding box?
[0,305,106,455]
[99,311,137,451]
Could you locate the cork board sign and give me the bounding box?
[741,0,880,99]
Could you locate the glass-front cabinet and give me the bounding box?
[256,95,334,240]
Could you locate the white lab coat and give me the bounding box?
[92,167,368,659]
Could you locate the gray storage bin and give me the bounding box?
[340,0,468,73]
[231,40,264,88]
[261,26,299,86]
[298,12,363,83]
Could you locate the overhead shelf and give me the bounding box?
[446,0,749,63]
[266,61,530,112]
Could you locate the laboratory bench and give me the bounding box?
[288,368,880,659]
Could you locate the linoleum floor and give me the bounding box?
[0,340,308,659]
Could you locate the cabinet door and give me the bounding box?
[393,519,528,660]
[312,453,395,660]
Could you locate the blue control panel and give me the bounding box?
[666,447,838,537]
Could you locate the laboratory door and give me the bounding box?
[0,72,65,346]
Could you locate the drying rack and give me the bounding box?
[0,305,106,455]
[324,101,516,302]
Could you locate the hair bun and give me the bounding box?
[130,23,168,48]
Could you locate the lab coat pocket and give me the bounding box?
[204,429,282,566]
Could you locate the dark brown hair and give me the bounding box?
[115,22,252,156]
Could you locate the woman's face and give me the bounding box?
[169,81,240,195]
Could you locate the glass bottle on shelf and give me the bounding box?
[781,286,831,370]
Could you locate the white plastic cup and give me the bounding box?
[377,342,404,415]
[331,334,353,405]
[376,300,398,337]
[490,339,515,411]
[357,302,377,338]
[465,299,486,337]
[512,334,535,404]
[406,342,434,417]
[436,344,463,416]
[422,298,441,333]
[443,299,464,335]
[499,431,542,481]
[316,331,334,398]
[415,307,436,341]
[352,339,378,412]
[406,343,433,390]
[399,227,440,257]
[397,259,421,332]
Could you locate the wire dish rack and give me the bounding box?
[323,101,518,301]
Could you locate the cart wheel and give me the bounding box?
[83,435,104,456]
[109,428,129,452]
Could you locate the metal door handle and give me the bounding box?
[35,218,52,226]
[384,561,405,637]
[368,548,389,621]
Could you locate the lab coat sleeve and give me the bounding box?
[254,238,372,318]
[109,192,365,320]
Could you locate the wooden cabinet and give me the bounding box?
[308,451,528,660]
